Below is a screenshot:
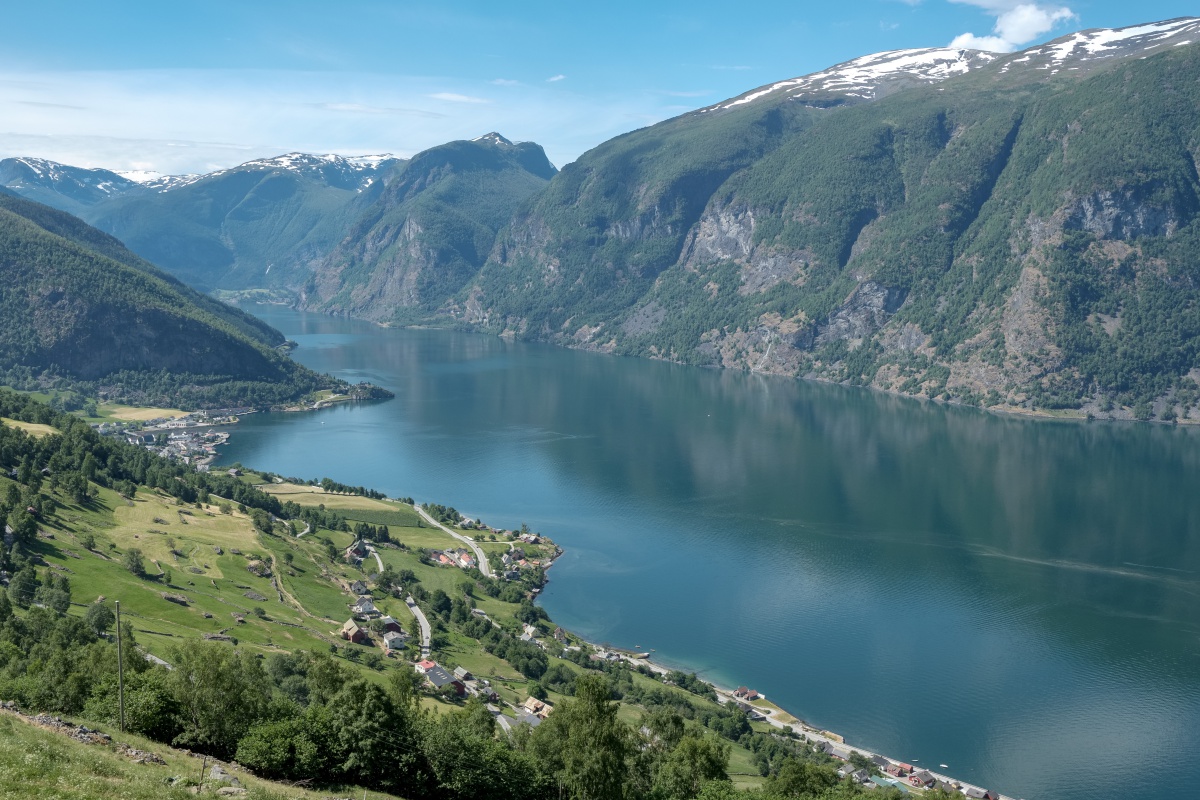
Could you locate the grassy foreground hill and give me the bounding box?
[0,193,372,410]
[0,390,910,800]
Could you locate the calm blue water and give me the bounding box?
[222,306,1200,800]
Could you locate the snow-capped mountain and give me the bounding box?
[710,47,1000,111]
[472,132,516,147]
[703,16,1199,113]
[196,152,400,192]
[0,157,138,213]
[998,17,1200,74]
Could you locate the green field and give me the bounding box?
[0,709,402,800]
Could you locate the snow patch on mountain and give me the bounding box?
[711,47,999,111]
[1000,17,1199,72]
[472,132,515,147]
[7,157,130,194]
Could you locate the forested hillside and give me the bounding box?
[0,194,355,409]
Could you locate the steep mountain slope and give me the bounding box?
[87,153,403,293]
[0,193,352,408]
[300,134,557,321]
[464,17,1200,418]
[0,153,402,293]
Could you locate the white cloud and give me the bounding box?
[490,78,519,86]
[949,32,1014,50]
[948,1,1077,52]
[546,74,566,82]
[428,92,490,103]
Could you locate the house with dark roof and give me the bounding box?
[379,615,403,633]
[963,786,999,800]
[349,580,369,595]
[383,631,407,651]
[908,770,936,789]
[425,665,466,696]
[838,764,871,784]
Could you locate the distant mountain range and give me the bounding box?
[6,16,1200,419]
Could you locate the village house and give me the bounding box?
[909,770,936,789]
[378,615,403,633]
[452,666,473,681]
[962,786,999,800]
[414,659,438,674]
[341,619,367,644]
[521,696,553,719]
[424,665,466,696]
[885,762,913,778]
[837,764,871,784]
[349,580,369,595]
[733,686,760,701]
[351,596,377,616]
[382,630,407,651]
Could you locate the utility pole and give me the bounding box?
[115,600,125,733]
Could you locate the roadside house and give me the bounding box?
[415,659,437,674]
[379,615,403,633]
[452,666,473,681]
[909,771,936,789]
[382,630,407,651]
[349,580,369,595]
[963,787,999,800]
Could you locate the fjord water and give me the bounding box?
[224,306,1200,800]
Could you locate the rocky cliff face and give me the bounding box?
[301,136,556,321]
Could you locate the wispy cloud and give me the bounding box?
[315,102,445,118]
[0,68,696,173]
[17,100,86,110]
[546,74,566,82]
[428,92,490,103]
[948,1,1076,52]
[490,78,520,86]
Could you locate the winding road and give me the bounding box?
[414,504,493,577]
[406,595,432,658]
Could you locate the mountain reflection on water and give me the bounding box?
[222,305,1200,800]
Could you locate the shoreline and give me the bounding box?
[240,299,1194,428]
[459,521,1022,800]
[565,633,1020,800]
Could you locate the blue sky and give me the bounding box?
[0,0,1194,174]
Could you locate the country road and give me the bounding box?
[365,544,384,572]
[414,504,492,577]
[406,595,432,658]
